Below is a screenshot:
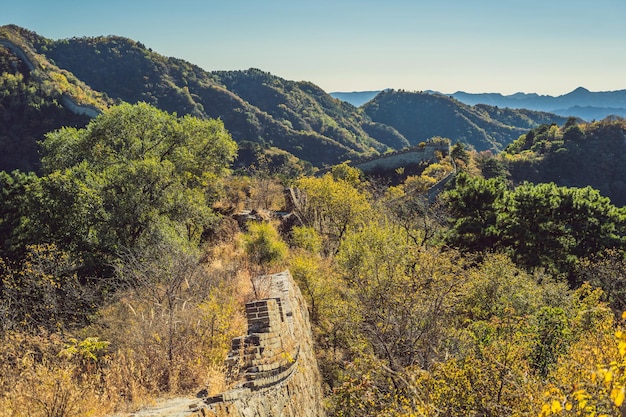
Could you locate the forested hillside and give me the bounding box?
[1,24,575,175]
[27,29,389,167]
[4,24,626,417]
[363,89,570,152]
[485,117,626,206]
[2,98,626,415]
[0,25,110,172]
[0,48,91,172]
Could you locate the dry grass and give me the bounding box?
[0,332,114,417]
[0,238,261,416]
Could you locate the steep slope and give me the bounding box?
[363,90,570,151]
[0,25,109,172]
[215,69,407,152]
[33,33,400,167]
[0,24,579,171]
[504,118,626,206]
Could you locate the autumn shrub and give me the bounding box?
[290,225,323,254]
[248,176,285,211]
[86,246,247,407]
[0,331,112,417]
[0,244,97,333]
[243,222,288,274]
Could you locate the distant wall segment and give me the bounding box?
[0,38,36,71]
[352,141,449,173]
[59,94,101,118]
[0,37,102,118]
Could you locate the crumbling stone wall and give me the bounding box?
[190,271,325,417]
[353,142,449,174]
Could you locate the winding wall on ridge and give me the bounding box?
[190,270,325,417]
[352,141,449,173]
[0,37,102,118]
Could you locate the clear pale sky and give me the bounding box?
[3,0,626,95]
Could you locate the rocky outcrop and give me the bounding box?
[190,271,325,417]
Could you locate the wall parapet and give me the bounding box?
[353,141,450,174]
[190,271,325,417]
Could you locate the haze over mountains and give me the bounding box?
[332,88,626,121]
[0,24,579,172]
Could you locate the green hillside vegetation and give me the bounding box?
[0,25,112,172]
[4,26,626,417]
[501,117,626,206]
[36,34,392,167]
[363,89,570,152]
[0,25,110,111]
[3,103,626,415]
[214,69,405,152]
[0,46,91,172]
[0,24,576,176]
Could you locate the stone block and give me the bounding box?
[221,387,251,402]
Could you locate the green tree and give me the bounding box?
[447,176,626,280]
[36,102,237,267]
[244,222,288,273]
[530,306,571,378]
[336,221,466,371]
[451,140,470,166]
[445,173,506,253]
[497,183,626,280]
[0,170,40,260]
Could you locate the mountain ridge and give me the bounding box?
[0,24,578,172]
[332,88,626,120]
[362,90,569,152]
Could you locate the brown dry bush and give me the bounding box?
[87,240,250,411]
[0,331,113,417]
[0,238,252,415]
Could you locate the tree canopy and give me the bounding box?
[445,174,626,281]
[1,102,237,272]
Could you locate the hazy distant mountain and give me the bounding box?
[334,88,626,121]
[550,105,626,120]
[452,87,626,120]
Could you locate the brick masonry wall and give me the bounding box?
[353,143,449,174]
[191,271,325,417]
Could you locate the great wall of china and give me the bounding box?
[0,37,103,118]
[189,270,325,417]
[3,33,460,417]
[2,34,457,199]
[351,140,449,173]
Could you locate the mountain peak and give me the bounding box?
[567,87,591,96]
